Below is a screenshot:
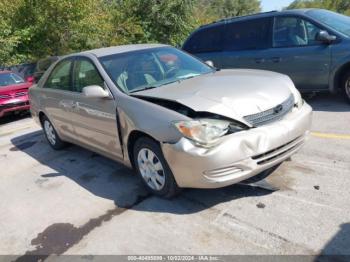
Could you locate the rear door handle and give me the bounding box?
[254,58,265,64]
[271,57,281,63]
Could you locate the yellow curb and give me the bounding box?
[311,132,350,140]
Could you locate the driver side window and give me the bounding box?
[273,17,322,48]
[73,59,104,93]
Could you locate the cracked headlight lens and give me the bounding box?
[172,118,230,146]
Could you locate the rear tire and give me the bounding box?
[341,71,350,103]
[41,115,67,150]
[133,137,181,198]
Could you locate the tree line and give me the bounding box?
[0,0,349,66]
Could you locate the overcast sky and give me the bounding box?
[261,0,295,11]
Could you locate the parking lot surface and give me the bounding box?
[0,94,349,258]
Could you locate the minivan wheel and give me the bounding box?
[41,116,67,150]
[342,72,350,103]
[133,137,181,198]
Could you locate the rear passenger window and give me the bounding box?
[183,25,223,53]
[223,18,271,51]
[45,60,72,91]
[73,59,104,92]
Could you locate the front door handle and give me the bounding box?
[271,57,281,63]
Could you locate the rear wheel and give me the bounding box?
[133,137,180,198]
[41,115,67,150]
[342,72,350,103]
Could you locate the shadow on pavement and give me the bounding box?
[0,111,31,125]
[304,93,349,113]
[10,130,275,215]
[315,223,350,262]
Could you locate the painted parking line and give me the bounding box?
[311,132,350,140]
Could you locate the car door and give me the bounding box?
[219,17,273,70]
[40,58,76,140]
[69,57,123,160]
[263,16,331,91]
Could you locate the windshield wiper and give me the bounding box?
[129,86,157,93]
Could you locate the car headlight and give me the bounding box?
[172,118,230,146]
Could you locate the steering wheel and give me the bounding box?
[165,67,178,78]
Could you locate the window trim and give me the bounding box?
[272,14,341,49]
[43,58,74,91]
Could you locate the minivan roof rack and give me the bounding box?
[209,10,278,25]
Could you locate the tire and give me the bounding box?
[133,137,181,198]
[41,115,67,150]
[342,71,350,103]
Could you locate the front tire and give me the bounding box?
[342,72,350,103]
[133,137,180,198]
[41,115,67,150]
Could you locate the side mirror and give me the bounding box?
[26,76,34,83]
[82,85,110,98]
[205,60,214,67]
[316,30,336,44]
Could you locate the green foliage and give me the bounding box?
[0,0,262,66]
[287,0,350,15]
[209,0,261,18]
[191,0,261,31]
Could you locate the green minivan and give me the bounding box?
[183,9,350,103]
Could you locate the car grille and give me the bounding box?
[0,94,11,99]
[0,90,27,99]
[15,91,28,97]
[244,95,295,127]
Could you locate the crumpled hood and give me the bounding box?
[134,69,295,122]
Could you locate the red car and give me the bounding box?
[0,71,33,118]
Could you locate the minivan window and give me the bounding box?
[73,59,104,92]
[183,25,223,53]
[223,18,271,51]
[308,9,350,37]
[45,60,72,90]
[273,17,323,47]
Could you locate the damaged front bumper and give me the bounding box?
[161,103,312,188]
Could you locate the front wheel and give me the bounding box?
[133,137,181,198]
[342,72,350,103]
[41,115,67,150]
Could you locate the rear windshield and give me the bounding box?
[0,73,25,87]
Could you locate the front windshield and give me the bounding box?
[308,9,350,37]
[99,47,214,93]
[0,73,25,87]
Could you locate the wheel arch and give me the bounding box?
[127,130,160,169]
[332,61,350,93]
[38,111,47,126]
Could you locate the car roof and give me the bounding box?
[77,44,169,58]
[200,8,321,28]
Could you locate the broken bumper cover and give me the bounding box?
[161,103,312,188]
